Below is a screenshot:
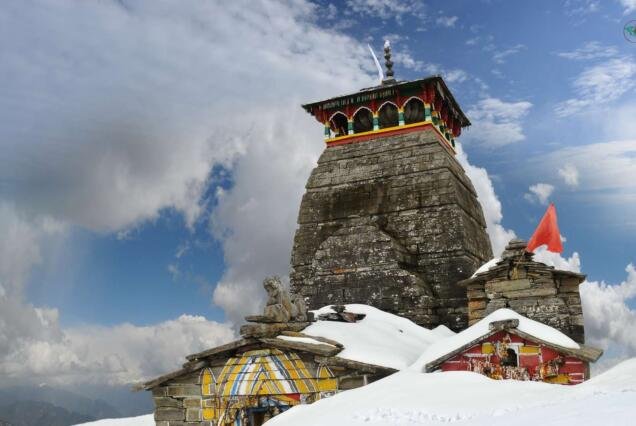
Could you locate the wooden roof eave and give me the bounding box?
[424,324,603,372]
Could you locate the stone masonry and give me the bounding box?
[459,239,586,344]
[290,129,493,331]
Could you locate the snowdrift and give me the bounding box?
[266,358,636,426]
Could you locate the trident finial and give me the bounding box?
[383,40,395,84]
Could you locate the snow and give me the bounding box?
[411,308,580,372]
[471,257,500,277]
[276,335,336,346]
[302,304,454,370]
[74,414,153,426]
[266,358,636,426]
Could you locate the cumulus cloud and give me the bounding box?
[532,246,581,273]
[558,164,580,187]
[1,312,234,386]
[555,57,636,117]
[464,98,533,146]
[524,183,555,205]
[456,145,516,256]
[581,264,636,371]
[0,0,375,383]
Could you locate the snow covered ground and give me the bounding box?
[76,308,632,426]
[74,414,153,426]
[267,358,636,426]
[75,358,636,426]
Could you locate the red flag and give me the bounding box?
[526,203,563,253]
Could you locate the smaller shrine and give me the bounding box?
[419,309,602,385]
[139,277,395,426]
[459,239,586,344]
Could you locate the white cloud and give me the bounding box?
[345,0,423,20]
[524,183,555,205]
[564,0,600,17]
[1,313,235,386]
[542,140,636,208]
[556,41,618,61]
[492,44,525,64]
[581,264,636,371]
[0,203,236,386]
[464,98,533,146]
[619,0,636,14]
[555,57,636,117]
[532,246,581,273]
[456,145,516,257]
[436,15,458,27]
[0,0,375,234]
[558,163,580,187]
[388,52,469,83]
[0,0,376,383]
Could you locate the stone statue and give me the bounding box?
[262,276,307,322]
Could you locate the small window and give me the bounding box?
[501,348,518,367]
[403,98,425,124]
[378,103,399,129]
[353,108,373,133]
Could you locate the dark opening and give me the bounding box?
[403,98,425,124]
[501,348,518,367]
[378,102,399,129]
[329,113,348,137]
[353,108,373,133]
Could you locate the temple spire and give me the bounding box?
[382,40,396,84]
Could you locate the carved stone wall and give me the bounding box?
[290,129,493,331]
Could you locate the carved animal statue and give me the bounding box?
[262,276,307,322]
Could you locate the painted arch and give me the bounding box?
[201,349,338,423]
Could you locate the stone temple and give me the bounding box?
[290,44,493,331]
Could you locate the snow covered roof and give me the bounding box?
[411,308,602,372]
[463,239,585,285]
[140,304,451,390]
[299,304,454,370]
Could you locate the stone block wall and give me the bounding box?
[152,371,208,426]
[462,239,586,344]
[290,129,493,331]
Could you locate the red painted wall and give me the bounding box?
[439,331,588,385]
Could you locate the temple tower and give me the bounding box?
[290,44,493,331]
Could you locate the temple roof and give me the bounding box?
[301,75,471,128]
[412,309,603,372]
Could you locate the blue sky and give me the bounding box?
[1,0,636,386]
